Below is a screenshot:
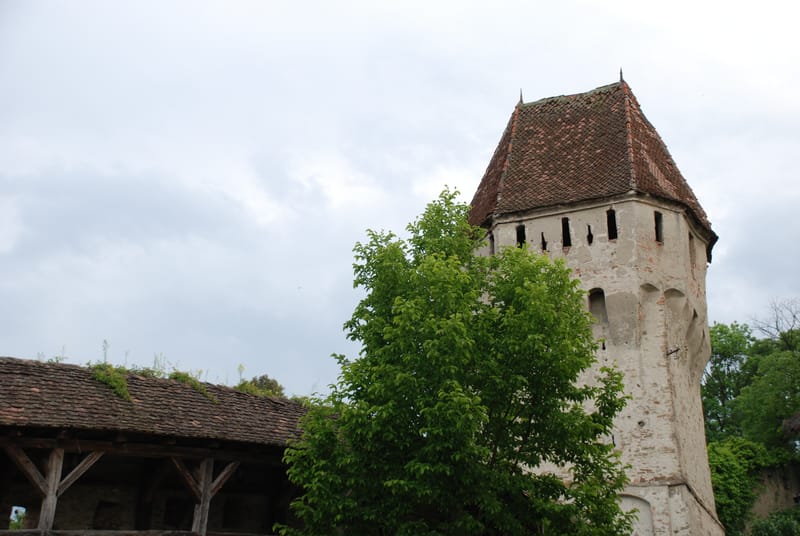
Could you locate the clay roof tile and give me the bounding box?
[0,357,305,447]
[469,82,715,243]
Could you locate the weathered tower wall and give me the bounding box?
[480,195,724,535]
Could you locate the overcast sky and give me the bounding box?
[1,0,798,396]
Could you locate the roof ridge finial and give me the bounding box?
[519,89,524,104]
[619,68,624,83]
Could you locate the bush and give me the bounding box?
[707,437,773,534]
[749,508,800,536]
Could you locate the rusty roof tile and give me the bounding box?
[0,357,305,447]
[469,81,715,243]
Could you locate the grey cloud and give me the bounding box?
[2,1,799,394]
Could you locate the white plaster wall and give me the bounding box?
[486,195,722,535]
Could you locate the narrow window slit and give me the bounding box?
[561,217,571,248]
[540,232,547,251]
[654,211,663,243]
[607,209,618,240]
[587,224,594,245]
[515,224,526,248]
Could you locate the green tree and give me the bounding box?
[735,300,800,451]
[752,299,800,354]
[236,373,286,397]
[736,348,800,450]
[706,437,774,535]
[280,190,632,536]
[702,322,755,441]
[749,508,800,536]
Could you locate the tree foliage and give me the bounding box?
[706,437,774,535]
[749,507,800,536]
[280,190,632,535]
[702,308,800,451]
[752,299,800,354]
[702,304,800,533]
[738,300,800,449]
[736,347,800,449]
[235,373,286,397]
[702,322,755,441]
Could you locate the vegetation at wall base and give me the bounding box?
[749,507,800,536]
[278,190,633,536]
[707,437,776,535]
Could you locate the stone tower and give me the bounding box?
[469,81,724,535]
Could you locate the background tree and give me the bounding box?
[751,299,800,354]
[736,299,800,450]
[702,322,755,441]
[749,508,800,536]
[235,372,286,397]
[702,303,800,533]
[706,437,773,535]
[736,347,800,449]
[280,190,632,536]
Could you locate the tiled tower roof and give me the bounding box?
[469,81,715,241]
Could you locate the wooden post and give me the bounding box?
[4,446,102,529]
[191,458,214,535]
[38,448,64,529]
[170,456,240,535]
[58,451,104,497]
[170,457,201,502]
[3,445,48,496]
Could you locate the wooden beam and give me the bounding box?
[170,457,201,502]
[38,448,64,529]
[0,527,279,535]
[171,457,238,535]
[209,460,240,497]
[3,445,47,496]
[191,458,214,536]
[58,451,104,497]
[0,436,282,465]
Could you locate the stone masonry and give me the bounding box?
[469,80,724,535]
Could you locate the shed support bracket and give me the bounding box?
[170,457,240,536]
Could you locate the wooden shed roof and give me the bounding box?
[0,357,304,448]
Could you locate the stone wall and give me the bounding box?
[482,194,723,535]
[750,464,800,521]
